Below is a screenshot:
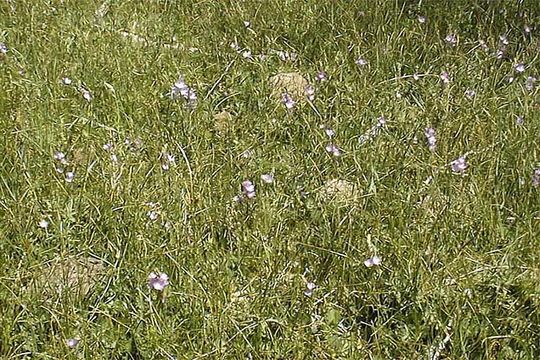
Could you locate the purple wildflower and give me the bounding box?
[465,89,476,99]
[440,71,450,85]
[425,127,437,152]
[281,93,296,110]
[364,255,381,268]
[445,34,457,46]
[325,143,341,156]
[261,173,274,184]
[315,71,327,82]
[66,338,80,348]
[525,76,536,91]
[355,57,368,66]
[242,180,256,198]
[148,272,169,291]
[304,84,315,101]
[532,168,540,188]
[451,156,468,174]
[304,282,316,297]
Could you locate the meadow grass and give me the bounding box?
[0,0,539,358]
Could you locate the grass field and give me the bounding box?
[1,0,539,358]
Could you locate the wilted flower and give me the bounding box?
[325,143,341,156]
[148,272,169,291]
[451,156,468,174]
[281,92,296,110]
[304,282,316,297]
[65,171,75,183]
[38,219,49,229]
[440,71,450,84]
[515,63,526,73]
[261,173,274,184]
[532,168,540,188]
[304,84,315,101]
[445,34,457,46]
[364,255,381,268]
[66,338,80,348]
[242,180,256,199]
[355,57,368,66]
[465,89,476,99]
[425,127,437,152]
[315,71,327,82]
[525,76,536,91]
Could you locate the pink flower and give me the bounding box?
[148,272,169,291]
[364,255,381,267]
[451,156,468,174]
[281,93,296,110]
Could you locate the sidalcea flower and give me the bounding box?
[451,156,468,174]
[532,168,540,188]
[445,34,457,46]
[38,219,49,229]
[319,124,335,137]
[499,34,509,46]
[65,171,75,183]
[261,173,274,184]
[440,71,450,85]
[0,43,7,55]
[147,210,159,221]
[304,282,316,297]
[417,15,426,24]
[148,272,169,291]
[355,57,368,66]
[515,63,526,73]
[171,75,197,107]
[465,89,476,99]
[315,71,327,82]
[66,338,80,348]
[281,92,296,110]
[525,76,536,91]
[425,127,437,152]
[304,84,315,101]
[325,143,341,156]
[364,255,381,268]
[160,152,176,171]
[242,180,256,199]
[80,87,92,102]
[53,150,68,165]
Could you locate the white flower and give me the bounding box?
[62,77,72,85]
[515,63,526,73]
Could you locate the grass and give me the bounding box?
[0,0,539,358]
